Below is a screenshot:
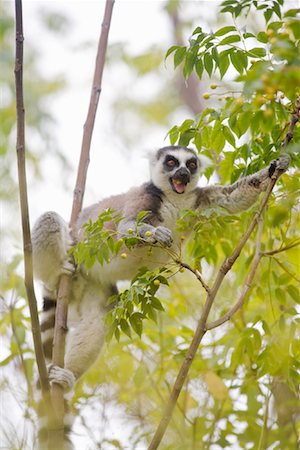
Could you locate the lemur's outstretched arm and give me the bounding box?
[195,155,290,214]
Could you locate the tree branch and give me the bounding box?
[49,1,115,447]
[175,260,210,293]
[148,97,300,450]
[206,218,263,331]
[14,0,53,415]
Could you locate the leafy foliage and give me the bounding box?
[105,267,168,341]
[167,5,300,181]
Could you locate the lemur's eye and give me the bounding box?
[166,159,176,167]
[187,159,198,171]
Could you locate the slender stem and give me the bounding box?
[206,218,264,331]
[14,0,53,421]
[175,259,210,293]
[49,1,115,447]
[14,3,57,447]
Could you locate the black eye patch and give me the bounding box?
[186,158,198,173]
[163,155,179,171]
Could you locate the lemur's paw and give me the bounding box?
[61,259,76,276]
[269,154,290,177]
[153,226,173,247]
[47,364,75,391]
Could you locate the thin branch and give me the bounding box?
[14,0,54,424]
[261,239,300,257]
[206,218,264,331]
[175,259,210,293]
[148,96,300,450]
[283,96,300,148]
[49,1,115,447]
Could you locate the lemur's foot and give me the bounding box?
[269,154,290,177]
[61,259,76,276]
[47,364,75,391]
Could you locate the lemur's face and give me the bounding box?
[150,146,201,195]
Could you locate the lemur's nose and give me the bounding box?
[174,167,190,184]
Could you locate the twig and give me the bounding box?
[148,96,300,450]
[175,260,210,293]
[261,239,300,257]
[206,218,264,331]
[14,0,53,424]
[49,1,115,447]
[283,96,300,148]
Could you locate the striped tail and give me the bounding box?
[37,396,74,450]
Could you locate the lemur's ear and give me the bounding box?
[197,154,212,171]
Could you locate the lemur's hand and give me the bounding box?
[47,364,75,391]
[139,224,173,247]
[268,154,290,177]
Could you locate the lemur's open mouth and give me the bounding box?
[170,177,188,194]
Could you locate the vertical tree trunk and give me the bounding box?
[49,2,115,448]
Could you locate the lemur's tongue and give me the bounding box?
[173,179,186,194]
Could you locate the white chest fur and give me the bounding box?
[159,192,194,232]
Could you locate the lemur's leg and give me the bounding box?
[32,211,75,292]
[47,283,113,389]
[198,155,290,214]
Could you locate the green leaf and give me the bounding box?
[174,47,186,68]
[222,125,236,147]
[183,51,197,79]
[169,125,179,145]
[264,9,273,23]
[151,296,165,311]
[287,285,300,303]
[204,53,214,76]
[192,26,203,36]
[120,318,132,338]
[230,49,246,74]
[218,35,241,45]
[284,9,300,18]
[248,47,266,58]
[194,132,202,151]
[129,313,143,337]
[114,327,120,342]
[219,51,230,78]
[257,31,268,43]
[273,2,282,19]
[195,59,204,79]
[165,45,179,60]
[214,26,236,37]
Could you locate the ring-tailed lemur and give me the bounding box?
[32,145,289,445]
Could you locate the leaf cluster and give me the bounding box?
[167,3,300,184]
[167,2,299,82]
[105,267,169,341]
[70,209,123,269]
